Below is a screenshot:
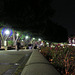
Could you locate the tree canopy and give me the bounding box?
[0,0,68,42]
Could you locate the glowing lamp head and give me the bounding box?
[46,42,49,45]
[33,38,35,40]
[38,38,41,41]
[25,36,29,39]
[5,30,10,35]
[16,33,19,36]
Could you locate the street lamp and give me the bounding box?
[25,36,29,39]
[4,29,10,40]
[38,38,41,41]
[1,28,13,50]
[46,42,49,47]
[16,33,19,39]
[5,30,10,35]
[4,29,10,50]
[16,33,19,37]
[46,42,49,45]
[32,38,35,40]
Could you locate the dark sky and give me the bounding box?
[0,0,74,37]
[51,0,75,36]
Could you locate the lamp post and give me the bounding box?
[32,38,35,49]
[46,42,49,47]
[31,37,35,44]
[1,28,13,50]
[4,30,10,50]
[16,33,19,40]
[25,36,29,45]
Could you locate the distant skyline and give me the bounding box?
[51,0,75,36]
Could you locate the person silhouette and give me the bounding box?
[16,40,20,51]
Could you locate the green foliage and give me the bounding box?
[40,45,75,75]
[8,41,13,46]
[20,35,25,40]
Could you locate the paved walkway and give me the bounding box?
[0,50,32,75]
[21,50,60,75]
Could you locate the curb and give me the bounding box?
[21,49,60,75]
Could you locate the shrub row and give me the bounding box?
[40,45,75,75]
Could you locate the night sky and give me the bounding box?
[0,0,54,32]
[0,0,74,42]
[51,0,75,36]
